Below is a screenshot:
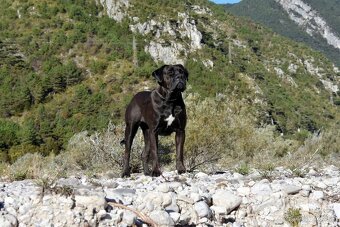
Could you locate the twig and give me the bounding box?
[161,173,170,182]
[108,202,158,227]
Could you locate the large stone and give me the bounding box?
[157,183,170,193]
[75,195,107,211]
[282,184,301,195]
[251,181,272,196]
[122,210,136,226]
[195,172,209,179]
[150,210,174,226]
[237,187,250,196]
[0,212,18,227]
[310,191,324,200]
[169,212,181,224]
[333,203,340,219]
[212,190,242,214]
[105,188,132,205]
[194,201,212,218]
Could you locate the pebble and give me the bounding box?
[212,190,242,214]
[333,203,340,219]
[310,190,324,200]
[0,166,338,226]
[194,201,212,218]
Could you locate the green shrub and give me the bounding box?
[89,59,108,75]
[8,144,40,163]
[0,119,20,150]
[235,162,250,175]
[284,208,302,227]
[8,152,44,180]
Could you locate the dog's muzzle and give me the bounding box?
[173,78,186,92]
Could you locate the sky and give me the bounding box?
[211,0,241,4]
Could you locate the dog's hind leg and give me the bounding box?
[141,125,151,175]
[121,122,139,177]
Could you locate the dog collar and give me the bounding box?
[153,89,177,102]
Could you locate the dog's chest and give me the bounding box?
[157,105,182,135]
[164,114,175,126]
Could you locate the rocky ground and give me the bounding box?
[0,165,340,227]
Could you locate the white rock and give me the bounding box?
[75,195,107,210]
[237,187,250,196]
[251,182,272,196]
[282,184,301,195]
[316,181,327,189]
[310,191,324,200]
[194,201,212,218]
[301,211,317,226]
[210,205,226,215]
[169,212,180,224]
[323,177,339,186]
[157,183,170,193]
[212,190,242,214]
[179,210,191,225]
[300,190,310,197]
[195,172,209,179]
[150,210,174,226]
[190,193,201,203]
[301,184,311,191]
[122,210,136,226]
[162,193,173,208]
[333,203,340,219]
[236,209,247,219]
[0,212,18,227]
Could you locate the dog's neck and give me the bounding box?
[155,86,180,102]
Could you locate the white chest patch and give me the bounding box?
[165,114,175,126]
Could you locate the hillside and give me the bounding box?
[0,0,339,175]
[225,0,340,66]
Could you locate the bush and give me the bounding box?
[56,122,144,176]
[184,91,262,171]
[8,152,45,180]
[0,119,20,150]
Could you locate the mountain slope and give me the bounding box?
[225,0,340,67]
[0,0,339,163]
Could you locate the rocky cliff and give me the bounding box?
[226,0,340,67]
[275,0,340,50]
[99,0,206,65]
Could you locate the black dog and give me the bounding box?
[121,64,188,177]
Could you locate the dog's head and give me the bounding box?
[152,64,189,92]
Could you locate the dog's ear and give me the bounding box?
[152,65,167,83]
[176,64,189,81]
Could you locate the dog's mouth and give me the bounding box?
[172,80,186,92]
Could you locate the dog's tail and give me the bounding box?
[120,139,125,146]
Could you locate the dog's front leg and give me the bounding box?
[176,130,186,174]
[149,132,161,177]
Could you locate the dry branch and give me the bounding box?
[108,202,158,227]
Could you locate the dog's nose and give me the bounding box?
[177,82,184,90]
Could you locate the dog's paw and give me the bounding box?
[176,164,186,174]
[143,169,151,176]
[121,171,131,178]
[151,169,162,177]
